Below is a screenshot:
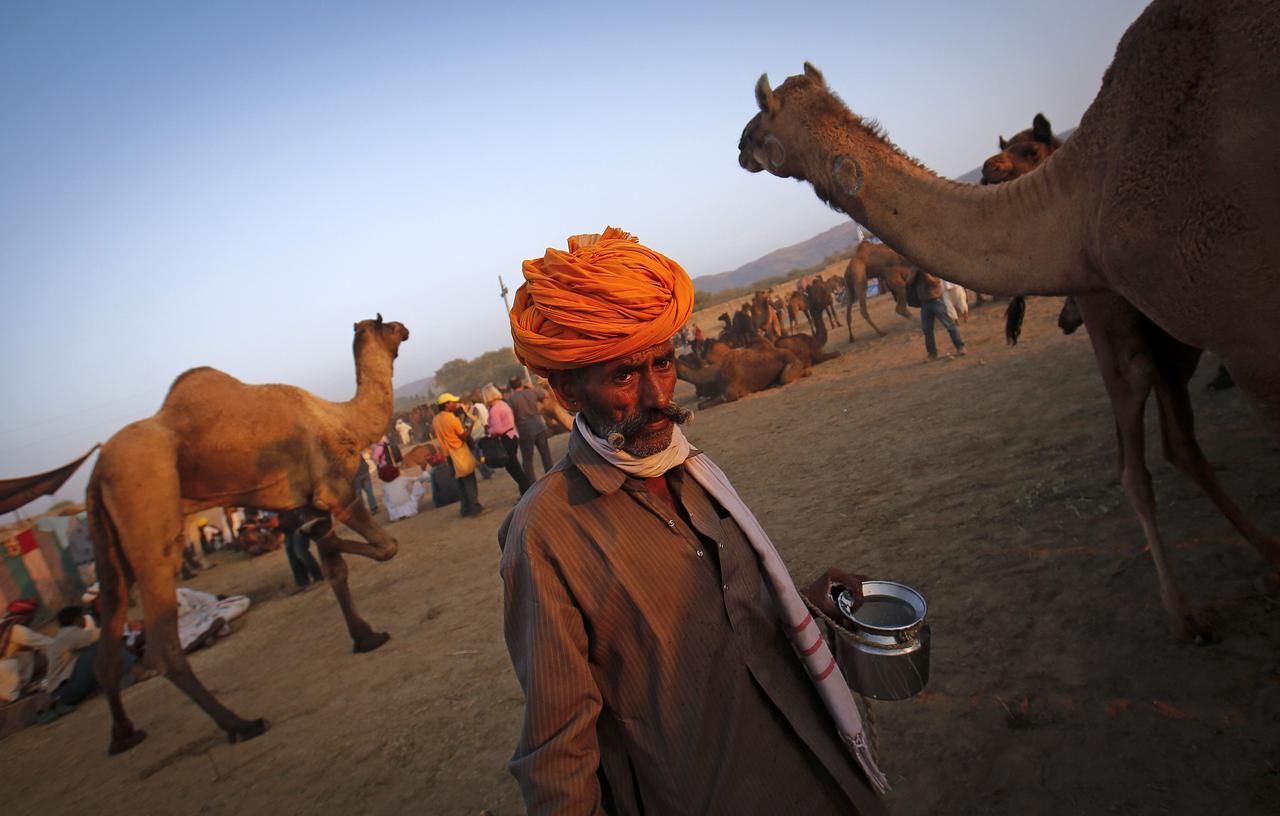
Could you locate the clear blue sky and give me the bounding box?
[1,0,1149,517]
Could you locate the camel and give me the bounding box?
[776,332,839,367]
[752,290,785,340]
[842,241,913,342]
[675,344,808,409]
[990,118,1278,638]
[786,289,813,334]
[86,314,409,755]
[737,0,1280,439]
[806,276,839,333]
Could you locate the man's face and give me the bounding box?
[551,341,686,457]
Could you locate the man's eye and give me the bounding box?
[654,359,673,369]
[613,372,634,384]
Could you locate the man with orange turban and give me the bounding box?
[500,228,892,815]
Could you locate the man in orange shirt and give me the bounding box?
[432,393,483,517]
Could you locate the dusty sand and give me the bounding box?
[3,295,1278,815]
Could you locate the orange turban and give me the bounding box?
[510,227,694,376]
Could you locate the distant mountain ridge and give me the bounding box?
[691,222,864,293]
[394,375,435,399]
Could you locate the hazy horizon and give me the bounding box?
[1,0,1150,520]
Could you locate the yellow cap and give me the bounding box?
[437,392,460,406]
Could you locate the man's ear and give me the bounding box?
[547,370,579,411]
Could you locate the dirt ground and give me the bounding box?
[4,294,1278,815]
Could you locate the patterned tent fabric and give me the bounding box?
[0,445,98,515]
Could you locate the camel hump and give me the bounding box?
[167,366,241,395]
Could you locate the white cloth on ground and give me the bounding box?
[382,473,427,521]
[177,588,251,651]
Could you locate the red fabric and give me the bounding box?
[15,529,37,555]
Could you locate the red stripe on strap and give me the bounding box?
[814,658,837,681]
[800,633,825,656]
[791,612,813,633]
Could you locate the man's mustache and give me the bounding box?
[604,402,691,448]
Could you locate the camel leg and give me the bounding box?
[1149,344,1280,582]
[845,291,856,343]
[138,564,268,742]
[313,538,389,652]
[1079,300,1211,641]
[828,303,841,327]
[307,498,399,563]
[95,549,146,755]
[859,286,886,337]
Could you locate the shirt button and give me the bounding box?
[718,542,724,548]
[696,550,704,557]
[722,584,729,591]
[667,519,675,528]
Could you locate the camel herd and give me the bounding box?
[77,0,1276,758]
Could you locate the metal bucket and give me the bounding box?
[836,580,930,701]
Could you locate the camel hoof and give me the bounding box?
[353,630,391,653]
[108,728,148,755]
[227,718,268,744]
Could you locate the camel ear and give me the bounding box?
[755,74,779,115]
[803,62,825,86]
[376,312,383,325]
[1032,113,1053,144]
[353,322,358,332]
[999,135,1009,151]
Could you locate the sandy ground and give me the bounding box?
[3,294,1278,815]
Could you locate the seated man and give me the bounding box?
[500,228,889,815]
[0,599,51,704]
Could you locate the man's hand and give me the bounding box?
[802,567,869,622]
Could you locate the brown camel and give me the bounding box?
[806,276,839,333]
[786,289,813,334]
[737,0,1280,438]
[989,118,1279,638]
[752,290,785,339]
[675,344,808,409]
[842,241,913,341]
[86,314,409,755]
[776,332,839,367]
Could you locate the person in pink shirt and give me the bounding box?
[485,384,532,494]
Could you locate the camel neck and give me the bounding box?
[349,342,395,441]
[801,116,1096,296]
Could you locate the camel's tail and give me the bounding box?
[1005,296,1027,346]
[85,466,134,592]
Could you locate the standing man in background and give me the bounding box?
[507,375,553,483]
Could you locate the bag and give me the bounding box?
[904,270,922,308]
[478,435,509,468]
[432,461,460,507]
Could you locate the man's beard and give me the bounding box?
[594,402,692,457]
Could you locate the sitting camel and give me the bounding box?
[675,344,808,409]
[776,332,839,367]
[991,118,1278,639]
[86,314,410,754]
[842,241,913,342]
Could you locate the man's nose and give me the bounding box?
[639,371,668,408]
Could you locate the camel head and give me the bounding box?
[981,114,1060,185]
[738,63,833,180]
[352,313,410,359]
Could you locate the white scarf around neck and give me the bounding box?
[574,415,890,795]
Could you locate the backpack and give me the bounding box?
[904,270,922,308]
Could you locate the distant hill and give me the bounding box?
[395,375,435,400]
[691,222,864,293]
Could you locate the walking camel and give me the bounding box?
[842,241,913,342]
[991,117,1278,639]
[737,0,1280,439]
[87,315,410,754]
